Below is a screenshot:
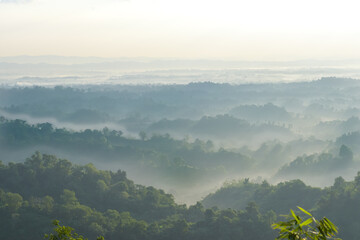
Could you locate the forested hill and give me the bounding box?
[2,152,360,239]
[0,153,275,240]
[202,175,360,239]
[0,117,256,203]
[202,179,324,214]
[1,116,358,203]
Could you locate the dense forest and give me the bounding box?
[0,153,275,240]
[0,115,358,203]
[0,117,256,203]
[202,173,360,240]
[0,152,358,239]
[1,77,360,239]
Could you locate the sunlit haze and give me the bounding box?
[2,0,360,239]
[1,0,360,60]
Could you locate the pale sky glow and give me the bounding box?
[1,0,360,60]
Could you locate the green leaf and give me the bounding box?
[300,218,313,227]
[273,208,341,240]
[297,206,313,217]
[290,209,301,224]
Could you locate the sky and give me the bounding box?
[1,0,360,61]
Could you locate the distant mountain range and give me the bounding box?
[2,55,360,67]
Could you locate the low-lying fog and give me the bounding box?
[1,71,360,204]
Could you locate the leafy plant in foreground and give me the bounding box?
[44,220,104,240]
[272,207,341,240]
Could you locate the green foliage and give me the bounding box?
[276,145,354,179]
[202,179,323,214]
[2,192,23,212]
[0,117,254,189]
[0,153,277,240]
[314,172,360,240]
[272,207,341,240]
[44,220,104,240]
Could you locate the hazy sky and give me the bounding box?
[1,0,360,60]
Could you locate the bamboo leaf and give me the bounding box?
[300,218,313,227]
[297,206,313,217]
